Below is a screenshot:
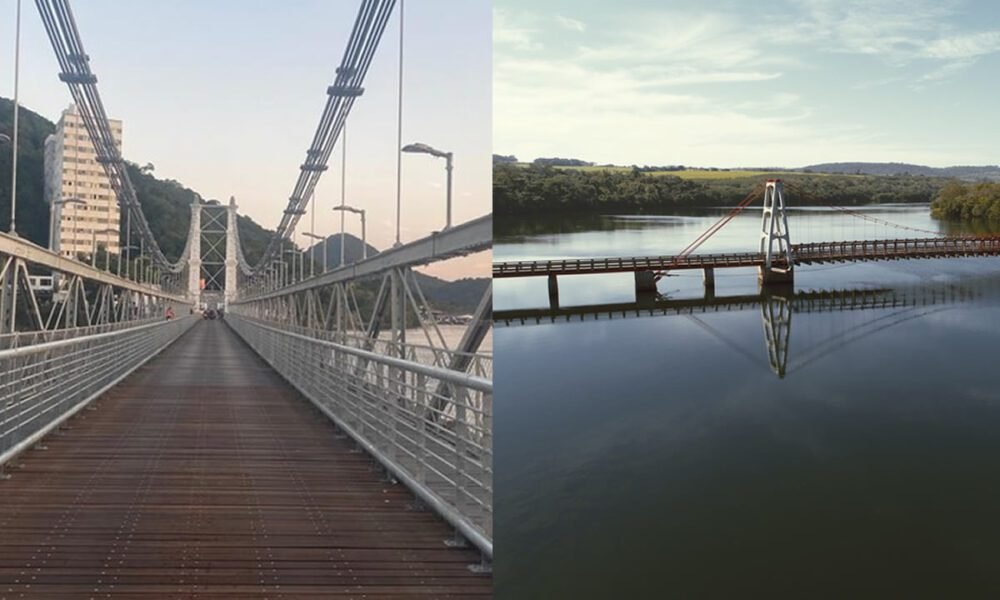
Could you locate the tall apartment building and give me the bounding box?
[43,104,122,258]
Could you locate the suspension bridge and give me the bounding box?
[0,0,492,596]
[493,179,1000,307]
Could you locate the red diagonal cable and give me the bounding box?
[655,182,765,279]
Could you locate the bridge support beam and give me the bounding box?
[634,270,657,295]
[547,274,559,309]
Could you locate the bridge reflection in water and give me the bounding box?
[494,278,996,378]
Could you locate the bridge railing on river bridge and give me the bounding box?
[228,314,494,558]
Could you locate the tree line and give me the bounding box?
[930,181,1000,222]
[493,163,950,215]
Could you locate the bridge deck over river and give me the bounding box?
[493,236,1000,278]
[0,321,490,597]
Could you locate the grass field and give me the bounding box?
[513,163,780,178]
[510,163,845,180]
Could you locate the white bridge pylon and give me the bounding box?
[188,197,240,309]
[759,179,794,285]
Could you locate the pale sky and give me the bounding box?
[495,0,1000,168]
[0,0,491,280]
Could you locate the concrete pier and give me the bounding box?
[634,270,657,294]
[758,266,794,287]
[548,273,560,309]
[703,267,716,293]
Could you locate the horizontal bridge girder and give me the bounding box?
[0,232,187,302]
[234,214,492,303]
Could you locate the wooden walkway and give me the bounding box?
[0,320,490,598]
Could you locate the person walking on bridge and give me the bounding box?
[165,305,175,320]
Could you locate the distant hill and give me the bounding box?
[0,97,273,262]
[305,233,488,314]
[801,162,1000,181]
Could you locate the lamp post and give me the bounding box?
[283,249,298,286]
[303,232,325,275]
[119,245,139,278]
[269,260,283,290]
[50,197,87,256]
[135,255,147,285]
[402,142,453,230]
[91,228,117,270]
[8,0,22,235]
[333,205,367,261]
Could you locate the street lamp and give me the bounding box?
[8,0,21,235]
[303,232,325,275]
[91,227,117,269]
[119,244,139,278]
[269,259,284,290]
[333,205,367,261]
[402,142,453,230]
[135,255,148,284]
[283,249,298,285]
[50,197,87,256]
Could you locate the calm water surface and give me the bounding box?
[494,206,1000,598]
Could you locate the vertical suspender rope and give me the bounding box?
[10,0,22,235]
[394,0,404,247]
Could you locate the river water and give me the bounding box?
[493,205,1000,598]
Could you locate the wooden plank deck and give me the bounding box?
[0,320,490,598]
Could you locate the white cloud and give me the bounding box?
[493,3,997,166]
[923,31,1000,59]
[493,8,543,51]
[554,15,586,33]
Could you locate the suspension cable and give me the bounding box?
[256,0,397,277]
[782,181,949,238]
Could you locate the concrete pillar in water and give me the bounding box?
[703,267,716,291]
[634,270,657,294]
[758,266,794,287]
[547,274,559,309]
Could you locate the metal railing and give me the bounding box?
[227,314,493,558]
[0,316,197,468]
[267,320,493,380]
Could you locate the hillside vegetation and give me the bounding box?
[1,98,484,313]
[494,163,949,215]
[931,181,1000,222]
[0,97,273,261]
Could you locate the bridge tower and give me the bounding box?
[187,199,240,310]
[187,198,202,308]
[759,179,794,286]
[225,196,239,307]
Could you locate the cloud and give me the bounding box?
[923,31,1000,59]
[554,15,586,33]
[493,2,997,167]
[493,8,543,51]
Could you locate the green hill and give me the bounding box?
[305,233,488,314]
[0,97,274,264]
[0,98,485,313]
